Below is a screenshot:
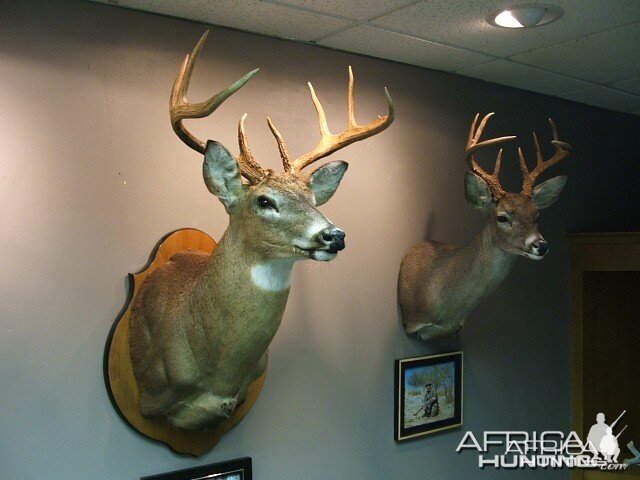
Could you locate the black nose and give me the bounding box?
[533,240,548,256]
[317,227,346,253]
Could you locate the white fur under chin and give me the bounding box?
[251,259,295,292]
[311,250,337,261]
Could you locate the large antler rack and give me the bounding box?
[518,119,572,195]
[268,66,395,176]
[171,31,395,183]
[170,31,265,183]
[465,112,517,200]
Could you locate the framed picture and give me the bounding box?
[141,457,251,480]
[395,351,463,442]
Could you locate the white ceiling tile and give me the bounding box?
[319,25,491,71]
[608,78,640,95]
[371,0,640,57]
[559,86,640,113]
[92,0,353,41]
[512,22,640,84]
[272,0,416,21]
[228,4,353,40]
[457,60,593,96]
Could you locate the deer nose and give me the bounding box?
[317,227,346,253]
[532,240,548,256]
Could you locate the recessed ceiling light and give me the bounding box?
[489,4,564,29]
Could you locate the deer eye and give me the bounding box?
[497,214,509,223]
[257,195,276,210]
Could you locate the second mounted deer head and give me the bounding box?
[398,113,571,341]
[128,31,394,431]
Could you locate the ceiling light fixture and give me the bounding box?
[489,4,564,29]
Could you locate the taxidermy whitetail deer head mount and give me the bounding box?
[129,31,394,429]
[398,113,571,341]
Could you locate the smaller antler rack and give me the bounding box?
[466,113,572,199]
[518,118,572,195]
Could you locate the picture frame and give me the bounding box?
[395,351,463,442]
[141,457,252,480]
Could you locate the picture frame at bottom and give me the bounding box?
[141,457,251,480]
[395,351,463,442]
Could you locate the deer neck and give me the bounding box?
[181,223,295,382]
[464,220,518,293]
[194,222,295,328]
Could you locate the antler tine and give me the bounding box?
[494,148,503,174]
[466,112,517,154]
[170,30,264,182]
[288,66,395,175]
[469,149,507,199]
[266,117,293,172]
[310,79,332,138]
[237,114,268,182]
[465,112,517,199]
[467,113,480,147]
[347,65,357,128]
[520,118,572,195]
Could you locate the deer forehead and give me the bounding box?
[249,173,314,203]
[496,193,538,220]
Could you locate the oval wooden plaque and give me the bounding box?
[106,228,266,455]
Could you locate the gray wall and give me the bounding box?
[1,1,638,479]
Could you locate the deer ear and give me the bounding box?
[307,161,349,206]
[203,140,244,212]
[532,175,567,209]
[464,171,494,210]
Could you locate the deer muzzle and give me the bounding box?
[524,234,549,260]
[317,227,346,253]
[531,239,549,257]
